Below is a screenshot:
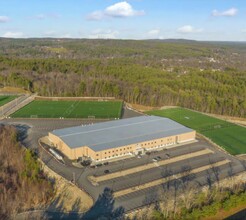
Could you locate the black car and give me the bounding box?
[90,165,96,169]
[104,170,110,174]
[81,160,92,166]
[96,163,103,167]
[103,162,109,165]
[157,156,161,160]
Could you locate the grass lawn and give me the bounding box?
[0,96,17,107]
[147,108,246,155]
[11,100,123,119]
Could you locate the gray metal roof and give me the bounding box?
[51,116,194,152]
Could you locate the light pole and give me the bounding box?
[112,180,116,191]
[120,159,125,173]
[138,172,143,189]
[146,154,150,166]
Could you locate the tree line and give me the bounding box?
[0,39,246,117]
[0,125,53,219]
[0,55,245,117]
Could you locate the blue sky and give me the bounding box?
[0,0,246,40]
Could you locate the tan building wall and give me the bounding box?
[48,131,196,161]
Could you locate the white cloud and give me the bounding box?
[2,32,24,38]
[177,25,203,33]
[43,31,56,36]
[87,1,144,20]
[36,14,46,20]
[61,34,72,38]
[105,1,144,17]
[147,29,160,36]
[87,11,104,21]
[212,8,238,17]
[31,13,60,20]
[0,16,10,23]
[88,29,119,39]
[43,31,71,38]
[146,29,164,39]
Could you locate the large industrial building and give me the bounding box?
[48,116,196,161]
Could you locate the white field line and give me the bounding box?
[88,148,214,183]
[114,159,231,198]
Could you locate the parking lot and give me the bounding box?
[77,139,245,211]
[1,117,245,213]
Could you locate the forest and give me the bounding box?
[0,38,245,117]
[0,125,53,219]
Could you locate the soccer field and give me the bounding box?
[147,108,246,155]
[0,96,17,107]
[11,100,123,119]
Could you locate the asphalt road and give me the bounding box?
[1,109,246,214]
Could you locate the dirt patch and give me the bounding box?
[160,106,179,110]
[205,113,246,127]
[41,162,93,213]
[204,205,246,220]
[236,154,246,160]
[127,103,158,112]
[35,96,121,101]
[0,86,30,94]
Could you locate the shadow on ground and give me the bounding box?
[41,187,125,220]
[225,208,246,220]
[82,187,124,220]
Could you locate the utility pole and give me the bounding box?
[73,172,76,184]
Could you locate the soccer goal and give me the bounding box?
[88,116,95,119]
[30,115,38,118]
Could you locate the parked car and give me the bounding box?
[104,170,110,174]
[146,152,151,155]
[152,158,158,162]
[157,156,161,160]
[96,163,103,167]
[77,157,83,162]
[103,162,109,165]
[81,160,91,166]
[90,165,96,169]
[166,153,170,158]
[137,155,142,158]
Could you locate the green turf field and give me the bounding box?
[0,96,17,107]
[11,100,123,119]
[147,108,246,155]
